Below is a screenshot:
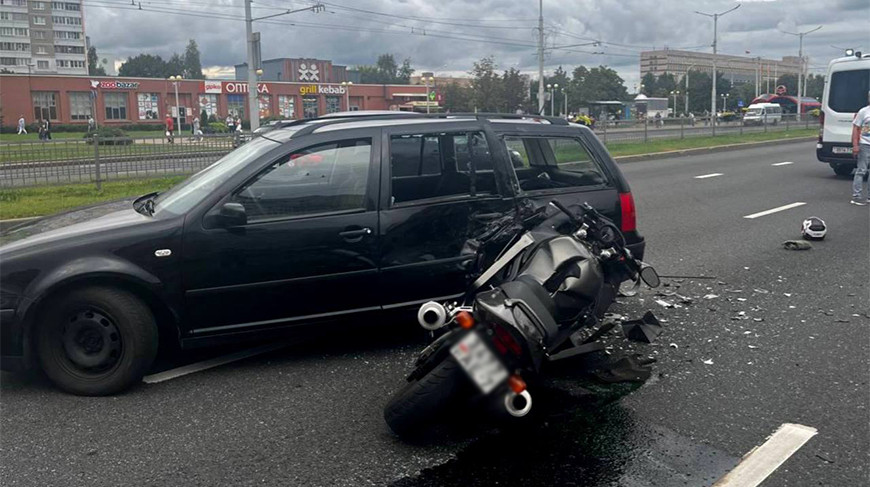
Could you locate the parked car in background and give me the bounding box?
[743,103,782,126]
[817,52,870,176]
[0,112,644,395]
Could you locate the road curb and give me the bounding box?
[613,136,816,163]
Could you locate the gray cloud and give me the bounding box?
[84,0,869,88]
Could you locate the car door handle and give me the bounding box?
[339,227,372,241]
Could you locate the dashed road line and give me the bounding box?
[142,342,288,384]
[772,161,794,166]
[714,423,817,487]
[743,202,806,219]
[695,173,724,179]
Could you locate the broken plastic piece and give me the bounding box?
[702,359,714,365]
[783,240,812,250]
[622,311,664,343]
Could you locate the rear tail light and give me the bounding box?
[508,375,527,394]
[818,111,825,142]
[619,192,636,233]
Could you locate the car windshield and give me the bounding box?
[151,130,296,215]
[746,108,763,115]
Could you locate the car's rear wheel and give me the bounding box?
[36,286,158,396]
[832,163,853,177]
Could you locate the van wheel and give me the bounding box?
[832,164,853,177]
[36,286,158,396]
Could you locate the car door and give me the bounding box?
[378,121,517,309]
[181,128,382,335]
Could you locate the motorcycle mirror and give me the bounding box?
[640,266,661,288]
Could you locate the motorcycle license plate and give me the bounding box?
[832,146,852,154]
[451,331,509,394]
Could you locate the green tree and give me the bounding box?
[775,73,798,96]
[470,56,502,112]
[805,74,824,100]
[441,82,472,112]
[375,54,398,83]
[640,72,657,95]
[87,46,107,76]
[118,54,168,78]
[183,39,204,79]
[356,54,414,84]
[355,65,380,83]
[165,53,185,78]
[501,67,527,112]
[652,73,677,98]
[397,58,414,83]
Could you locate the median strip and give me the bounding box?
[743,202,806,219]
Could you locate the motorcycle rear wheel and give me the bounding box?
[384,357,466,438]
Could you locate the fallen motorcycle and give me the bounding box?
[383,200,660,438]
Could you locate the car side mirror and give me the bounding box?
[217,202,247,227]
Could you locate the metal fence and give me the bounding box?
[592,113,820,145]
[0,133,237,188]
[0,115,821,189]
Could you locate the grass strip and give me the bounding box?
[606,128,816,157]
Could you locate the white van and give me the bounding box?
[743,103,782,126]
[817,52,870,176]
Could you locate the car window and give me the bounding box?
[829,69,870,113]
[504,136,609,192]
[230,138,371,222]
[390,131,496,205]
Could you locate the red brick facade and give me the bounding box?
[0,74,430,126]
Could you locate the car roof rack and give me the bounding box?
[285,112,569,139]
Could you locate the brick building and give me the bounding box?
[0,74,430,126]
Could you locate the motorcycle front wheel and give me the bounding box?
[384,356,466,438]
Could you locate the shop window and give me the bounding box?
[32,91,58,120]
[69,92,92,121]
[326,96,341,114]
[199,94,218,118]
[302,97,318,118]
[258,94,272,119]
[227,94,245,118]
[278,95,295,118]
[104,92,127,120]
[137,93,159,120]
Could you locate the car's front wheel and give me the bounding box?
[36,286,158,396]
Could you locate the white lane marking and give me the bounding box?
[713,423,817,487]
[695,173,724,179]
[142,342,288,384]
[772,161,794,166]
[743,202,806,219]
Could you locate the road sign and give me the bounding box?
[428,91,436,101]
[738,100,744,108]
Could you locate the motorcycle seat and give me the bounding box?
[500,278,559,339]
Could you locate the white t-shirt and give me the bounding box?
[854,105,870,146]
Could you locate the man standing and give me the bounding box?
[226,114,235,133]
[851,92,870,205]
[43,118,51,140]
[165,114,174,144]
[17,115,26,135]
[192,116,202,142]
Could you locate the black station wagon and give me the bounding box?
[0,113,644,395]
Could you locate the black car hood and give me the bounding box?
[0,198,148,251]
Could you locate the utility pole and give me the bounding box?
[781,26,821,121]
[537,0,545,115]
[695,4,740,135]
[244,0,259,131]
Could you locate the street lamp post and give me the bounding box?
[168,75,182,136]
[670,90,681,116]
[720,93,730,112]
[547,83,558,116]
[781,25,822,121]
[562,88,568,118]
[341,81,353,111]
[423,76,434,114]
[695,4,741,135]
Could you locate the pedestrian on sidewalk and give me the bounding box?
[165,114,174,143]
[689,112,695,127]
[850,92,870,205]
[192,117,202,142]
[226,114,235,133]
[88,116,95,133]
[37,119,46,141]
[17,115,26,135]
[43,118,51,140]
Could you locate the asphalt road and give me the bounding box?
[1,140,867,486]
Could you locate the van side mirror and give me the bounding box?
[217,202,247,227]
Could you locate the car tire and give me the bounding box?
[36,286,158,396]
[384,356,466,438]
[832,164,853,177]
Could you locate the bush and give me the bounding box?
[83,127,133,145]
[207,122,228,133]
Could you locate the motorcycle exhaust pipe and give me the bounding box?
[504,390,533,417]
[417,301,447,331]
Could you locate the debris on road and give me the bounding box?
[783,239,813,250]
[622,311,664,343]
[655,299,675,308]
[702,359,714,365]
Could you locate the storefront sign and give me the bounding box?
[90,80,139,90]
[222,82,270,94]
[203,80,222,93]
[298,84,346,96]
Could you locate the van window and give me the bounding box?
[504,136,610,192]
[390,131,496,205]
[829,69,870,113]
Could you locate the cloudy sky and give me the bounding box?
[84,0,869,88]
